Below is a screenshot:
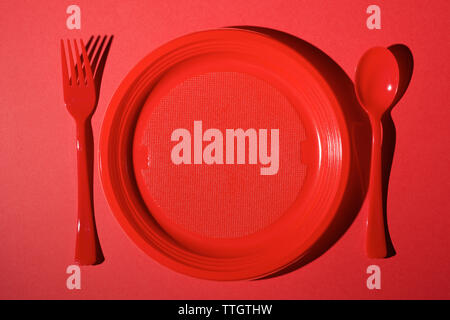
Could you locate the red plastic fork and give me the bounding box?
[61,39,104,265]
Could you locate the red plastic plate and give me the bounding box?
[99,29,350,280]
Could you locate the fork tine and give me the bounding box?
[80,39,94,86]
[66,39,77,85]
[60,40,69,88]
[73,39,85,85]
[71,36,94,84]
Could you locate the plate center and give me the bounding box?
[133,71,306,238]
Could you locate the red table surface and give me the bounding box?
[0,0,449,299]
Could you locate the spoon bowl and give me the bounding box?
[355,47,399,117]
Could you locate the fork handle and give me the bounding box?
[75,119,104,265]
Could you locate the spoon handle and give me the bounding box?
[366,118,388,258]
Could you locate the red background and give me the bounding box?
[1,0,449,299]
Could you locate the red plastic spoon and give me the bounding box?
[355,47,399,258]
